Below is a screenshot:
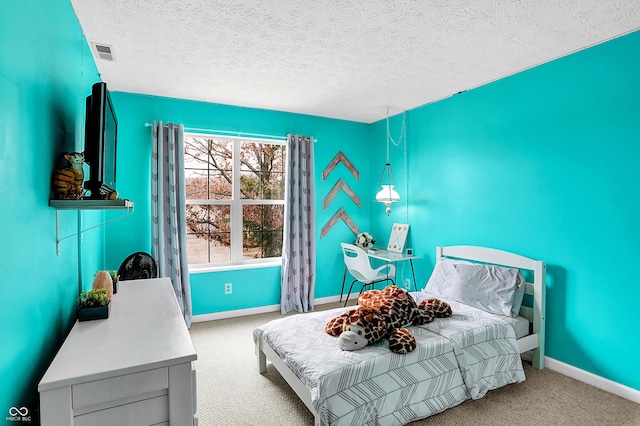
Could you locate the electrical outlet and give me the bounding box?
[224,283,232,294]
[404,278,411,289]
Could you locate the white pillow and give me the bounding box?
[447,263,522,317]
[423,258,472,298]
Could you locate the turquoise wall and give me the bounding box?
[369,31,640,391]
[107,93,372,314]
[0,0,103,422]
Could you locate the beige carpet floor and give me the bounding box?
[189,304,639,426]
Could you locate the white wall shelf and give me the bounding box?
[50,199,134,210]
[50,199,134,254]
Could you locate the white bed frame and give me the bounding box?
[257,245,546,426]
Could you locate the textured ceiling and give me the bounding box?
[70,0,640,123]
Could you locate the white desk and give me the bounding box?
[39,278,197,426]
[340,247,420,303]
[366,248,420,291]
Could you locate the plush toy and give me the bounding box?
[325,285,452,354]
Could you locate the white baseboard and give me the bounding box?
[192,295,342,323]
[545,356,640,404]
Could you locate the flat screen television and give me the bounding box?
[84,82,118,199]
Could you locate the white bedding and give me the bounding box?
[253,292,526,426]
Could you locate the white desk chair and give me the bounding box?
[340,243,396,306]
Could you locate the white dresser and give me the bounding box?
[39,278,197,426]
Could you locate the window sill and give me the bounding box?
[189,259,282,274]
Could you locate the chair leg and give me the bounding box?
[343,280,358,307]
[339,267,347,303]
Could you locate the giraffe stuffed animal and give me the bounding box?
[325,285,453,354]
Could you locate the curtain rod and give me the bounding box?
[145,123,293,141]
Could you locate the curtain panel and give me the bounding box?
[281,134,316,314]
[152,121,192,326]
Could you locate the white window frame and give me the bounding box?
[184,133,286,270]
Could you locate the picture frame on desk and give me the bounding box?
[387,223,409,253]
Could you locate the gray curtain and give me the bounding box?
[152,121,192,327]
[281,134,316,314]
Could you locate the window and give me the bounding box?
[183,134,286,267]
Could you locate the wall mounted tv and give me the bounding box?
[84,82,118,199]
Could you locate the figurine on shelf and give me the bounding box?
[51,152,85,200]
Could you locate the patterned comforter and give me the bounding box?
[253,292,525,426]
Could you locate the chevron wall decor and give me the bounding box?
[322,151,359,181]
[321,151,362,238]
[321,208,360,238]
[322,178,361,211]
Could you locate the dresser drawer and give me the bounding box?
[74,394,168,426]
[73,368,168,413]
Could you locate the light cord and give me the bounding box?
[404,118,409,224]
[385,107,406,163]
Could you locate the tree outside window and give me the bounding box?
[184,135,286,266]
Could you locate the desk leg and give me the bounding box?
[340,267,347,303]
[410,259,417,291]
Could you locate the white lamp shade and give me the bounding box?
[375,185,400,203]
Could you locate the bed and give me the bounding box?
[254,245,546,426]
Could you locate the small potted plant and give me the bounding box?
[78,288,111,321]
[107,270,120,294]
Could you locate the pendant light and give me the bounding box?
[376,109,405,215]
[375,165,399,215]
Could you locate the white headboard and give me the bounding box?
[436,245,546,369]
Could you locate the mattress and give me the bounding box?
[504,313,530,339]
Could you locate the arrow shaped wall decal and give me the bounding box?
[322,151,360,181]
[321,208,360,238]
[322,178,361,211]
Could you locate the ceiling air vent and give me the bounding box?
[92,43,114,61]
